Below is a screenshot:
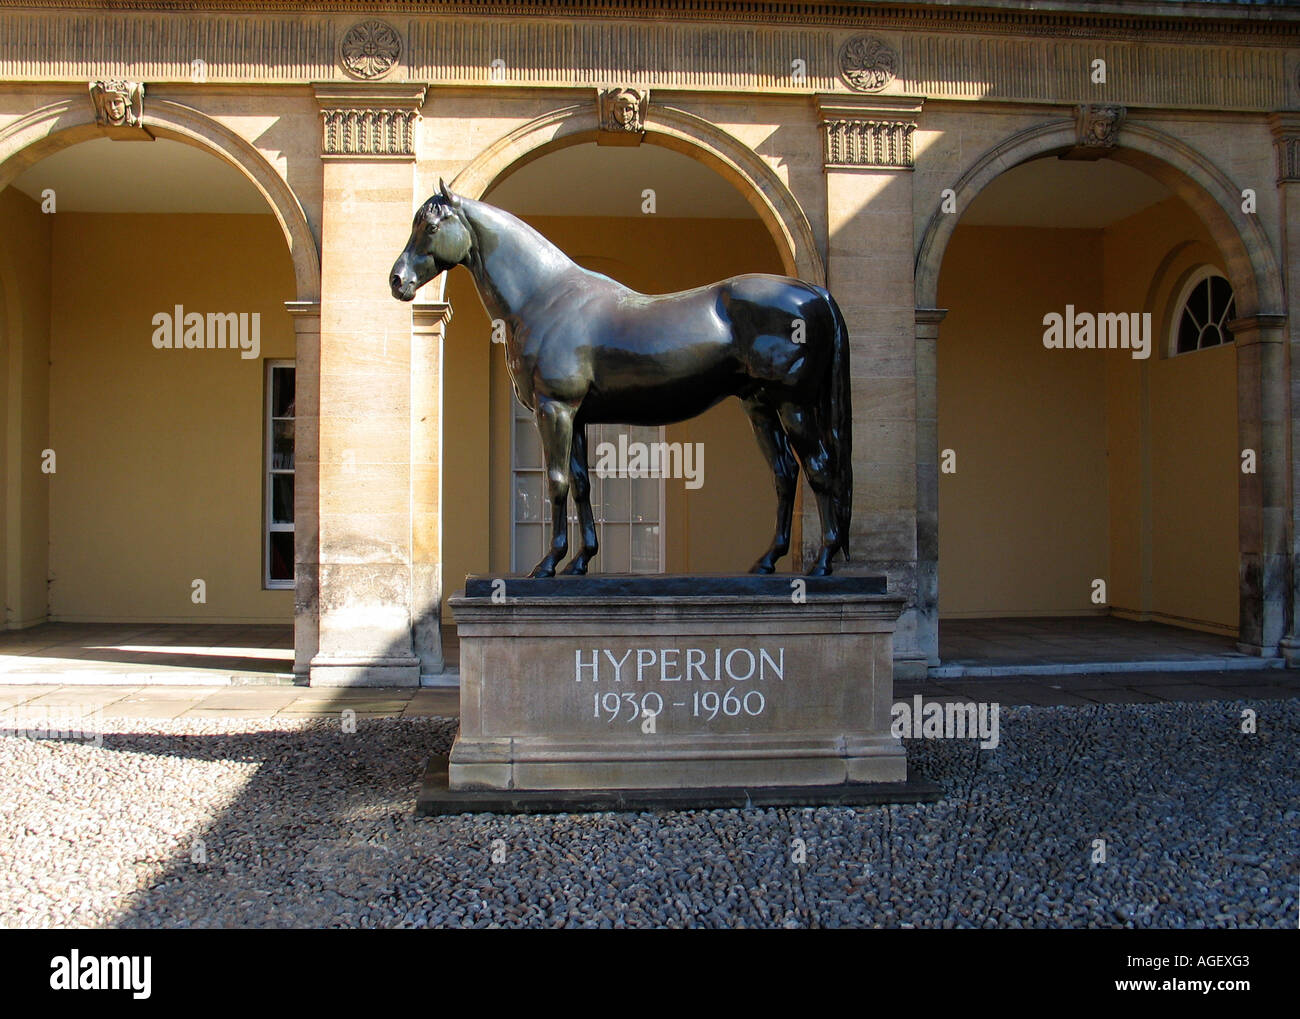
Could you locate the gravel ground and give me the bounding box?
[0,698,1295,928]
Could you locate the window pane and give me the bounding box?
[632,474,658,524]
[272,419,295,470]
[272,366,295,418]
[514,524,542,573]
[1188,279,1210,327]
[1209,275,1233,327]
[602,475,630,523]
[1177,312,1199,354]
[269,531,294,582]
[602,525,630,573]
[631,524,659,573]
[1202,325,1222,349]
[514,420,542,469]
[272,474,294,524]
[514,472,544,522]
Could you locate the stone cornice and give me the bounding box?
[0,7,1292,110]
[1268,111,1300,183]
[315,82,425,158]
[5,3,1300,42]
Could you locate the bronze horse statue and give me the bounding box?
[390,180,853,578]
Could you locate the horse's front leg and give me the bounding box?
[561,425,599,575]
[529,397,576,578]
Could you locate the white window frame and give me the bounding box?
[264,359,295,590]
[509,403,666,575]
[1168,266,1236,358]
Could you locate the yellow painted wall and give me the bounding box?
[938,199,1238,631]
[1103,198,1237,632]
[0,188,52,628]
[937,225,1109,616]
[47,213,295,622]
[441,213,786,606]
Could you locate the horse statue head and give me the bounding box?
[390,179,474,302]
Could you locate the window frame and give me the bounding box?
[264,359,296,590]
[1168,266,1237,358]
[509,402,666,575]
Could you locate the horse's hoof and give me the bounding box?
[529,564,556,578]
[749,562,775,575]
[805,563,832,578]
[560,560,589,576]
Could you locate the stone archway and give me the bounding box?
[912,117,1289,664]
[448,101,824,287]
[0,95,322,667]
[0,97,320,302]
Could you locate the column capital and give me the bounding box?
[1268,112,1300,183]
[412,301,453,332]
[1228,314,1289,345]
[313,82,426,160]
[815,94,923,171]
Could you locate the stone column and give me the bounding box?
[1229,312,1291,657]
[285,300,320,678]
[816,94,926,678]
[1269,113,1300,666]
[914,307,947,669]
[310,82,427,686]
[412,299,452,678]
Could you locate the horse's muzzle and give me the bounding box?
[390,272,417,302]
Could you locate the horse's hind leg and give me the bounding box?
[742,397,798,574]
[528,397,575,578]
[777,402,842,577]
[560,426,599,575]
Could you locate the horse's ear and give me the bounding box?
[439,178,461,208]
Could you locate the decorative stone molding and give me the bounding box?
[1078,104,1126,148]
[0,13,1286,110]
[1268,112,1300,183]
[1061,104,1126,161]
[339,19,402,80]
[598,87,648,134]
[838,36,897,94]
[314,83,426,160]
[89,79,153,139]
[817,96,922,170]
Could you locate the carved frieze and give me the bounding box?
[340,19,402,80]
[838,36,898,94]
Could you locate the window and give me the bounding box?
[510,399,663,574]
[1172,268,1237,355]
[265,361,295,588]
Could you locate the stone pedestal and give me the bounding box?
[418,575,940,813]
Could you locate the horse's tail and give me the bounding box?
[819,287,853,562]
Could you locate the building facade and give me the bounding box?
[2,0,1298,682]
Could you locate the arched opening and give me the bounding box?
[0,132,301,673]
[929,150,1258,669]
[437,135,795,629]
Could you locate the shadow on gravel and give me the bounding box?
[67,697,1300,928]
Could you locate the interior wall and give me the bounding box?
[0,188,52,629]
[937,224,1109,616]
[1103,197,1238,633]
[440,212,785,608]
[937,198,1238,631]
[47,212,295,622]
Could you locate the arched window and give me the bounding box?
[1171,268,1237,355]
